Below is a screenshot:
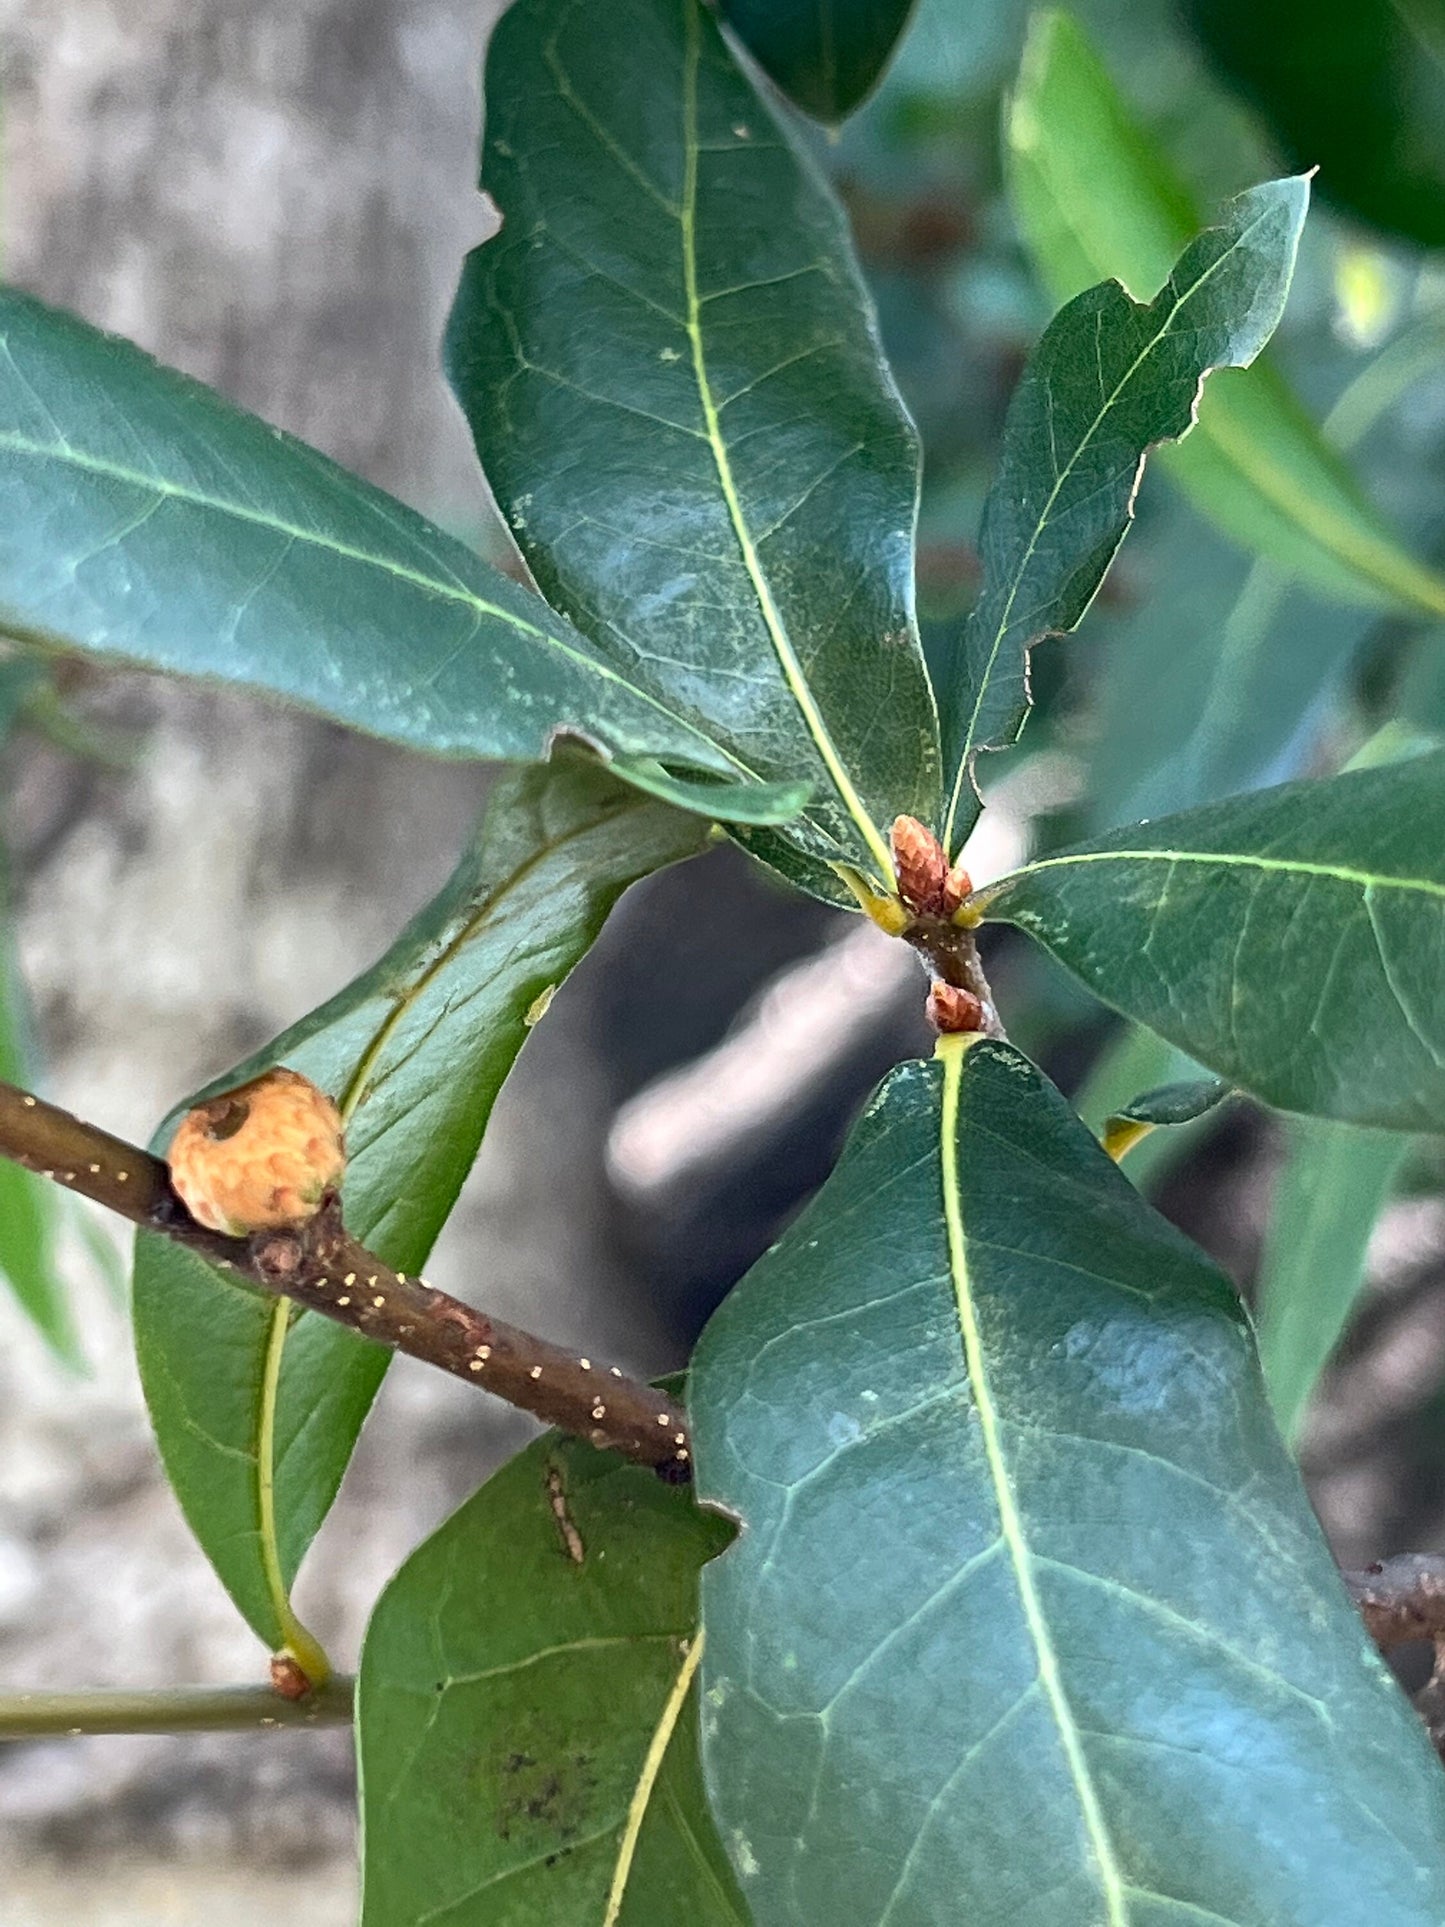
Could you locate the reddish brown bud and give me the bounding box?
[891,815,949,917]
[940,860,973,919]
[928,982,984,1035]
[269,1653,313,1702]
[168,1067,345,1237]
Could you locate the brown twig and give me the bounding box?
[1346,1555,1445,1761]
[903,914,1005,1038]
[0,1082,691,1480]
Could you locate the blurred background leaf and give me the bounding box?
[718,0,919,122]
[1185,0,1445,251]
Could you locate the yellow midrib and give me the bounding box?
[678,7,893,886]
[982,844,1445,906]
[257,805,633,1683]
[1191,397,1445,620]
[602,1629,706,1925]
[255,1298,331,1685]
[0,429,751,780]
[937,1040,1128,1922]
[1028,137,1445,623]
[334,806,614,1125]
[942,198,1271,851]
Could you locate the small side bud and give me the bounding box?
[940,860,973,919]
[928,982,984,1035]
[891,815,949,917]
[168,1067,345,1237]
[269,1653,313,1702]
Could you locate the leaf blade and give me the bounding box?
[0,288,804,829]
[940,175,1307,849]
[691,1041,1445,1922]
[134,762,705,1654]
[356,1433,744,1927]
[1008,9,1445,621]
[447,0,940,890]
[980,753,1445,1131]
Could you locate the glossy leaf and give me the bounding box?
[717,0,918,122]
[357,1432,743,1926]
[980,753,1445,1131]
[447,0,939,899]
[940,176,1307,849]
[1187,0,1445,249]
[0,288,805,830]
[1008,10,1445,622]
[1256,1120,1408,1445]
[134,762,705,1657]
[692,1040,1445,1923]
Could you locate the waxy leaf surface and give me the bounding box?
[448,0,939,898]
[0,289,803,829]
[981,753,1445,1132]
[940,177,1306,850]
[691,1041,1445,1924]
[358,1433,743,1926]
[135,763,703,1654]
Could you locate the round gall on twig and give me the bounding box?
[167,1067,345,1236]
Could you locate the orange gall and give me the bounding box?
[167,1067,345,1237]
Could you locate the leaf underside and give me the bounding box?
[0,288,803,830]
[690,1040,1445,1924]
[1255,1118,1409,1442]
[135,762,705,1649]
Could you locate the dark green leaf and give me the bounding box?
[1187,0,1445,249]
[1008,10,1445,621]
[357,1432,743,1927]
[1100,1072,1231,1164]
[447,0,939,900]
[691,1040,1445,1922]
[1073,1025,1212,1193]
[0,288,804,830]
[1111,1074,1231,1127]
[1256,1119,1408,1445]
[940,176,1307,850]
[135,762,704,1658]
[979,753,1445,1131]
[718,0,918,121]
